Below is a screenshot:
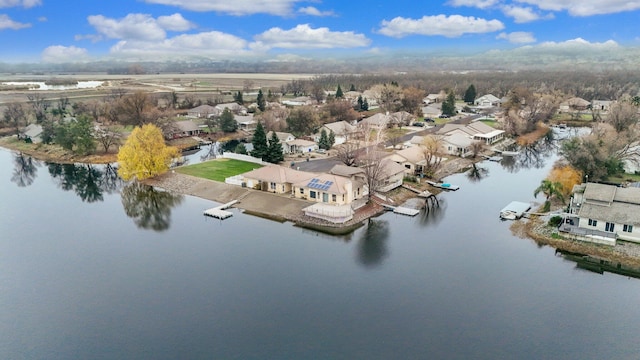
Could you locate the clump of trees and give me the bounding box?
[250,122,283,164]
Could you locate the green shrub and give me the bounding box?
[548,215,563,227]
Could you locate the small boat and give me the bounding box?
[500,150,519,156]
[500,201,531,220]
[426,180,460,191]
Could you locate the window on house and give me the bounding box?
[300,188,304,194]
[588,219,597,226]
[270,182,276,190]
[332,194,336,202]
[310,191,316,199]
[624,224,633,233]
[405,164,411,169]
[342,194,345,202]
[605,222,615,232]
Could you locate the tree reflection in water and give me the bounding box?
[355,218,389,268]
[466,163,489,183]
[501,131,557,173]
[121,182,184,232]
[47,162,123,202]
[11,152,39,187]
[419,198,447,227]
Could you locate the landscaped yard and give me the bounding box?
[176,158,261,182]
[479,119,499,127]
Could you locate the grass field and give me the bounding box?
[176,158,261,182]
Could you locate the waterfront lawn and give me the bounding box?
[176,158,261,182]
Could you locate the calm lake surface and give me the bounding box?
[2,140,640,360]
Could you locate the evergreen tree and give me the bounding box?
[219,108,238,133]
[441,91,456,116]
[251,122,268,160]
[362,98,369,111]
[256,89,266,112]
[335,85,344,98]
[266,131,284,163]
[357,96,364,111]
[235,143,248,155]
[464,84,477,104]
[234,91,244,105]
[328,130,335,148]
[349,84,356,92]
[318,128,329,150]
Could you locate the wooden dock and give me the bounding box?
[382,204,421,217]
[425,180,460,191]
[203,200,238,220]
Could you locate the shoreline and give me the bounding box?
[0,136,117,164]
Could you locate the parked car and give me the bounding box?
[316,149,326,154]
[414,122,425,127]
[424,118,435,123]
[438,114,450,118]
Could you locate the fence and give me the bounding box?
[221,152,265,165]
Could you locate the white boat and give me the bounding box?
[425,180,460,191]
[500,201,531,220]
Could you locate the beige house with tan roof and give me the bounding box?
[293,173,365,205]
[241,165,315,194]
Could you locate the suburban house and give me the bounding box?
[235,114,256,130]
[360,112,390,128]
[592,100,614,112]
[171,120,202,139]
[384,146,428,176]
[422,104,442,118]
[216,102,247,115]
[315,121,357,145]
[561,183,640,245]
[241,165,315,194]
[441,132,473,157]
[286,139,318,154]
[293,173,365,205]
[558,97,590,113]
[266,131,296,153]
[423,93,445,104]
[282,96,313,106]
[437,122,505,145]
[187,105,220,118]
[474,94,501,107]
[376,160,406,192]
[21,123,43,143]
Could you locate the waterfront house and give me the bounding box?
[21,123,43,143]
[171,120,202,139]
[558,97,590,113]
[241,165,315,194]
[437,122,504,145]
[562,183,640,245]
[266,131,296,153]
[384,146,427,175]
[293,173,365,205]
[286,139,318,154]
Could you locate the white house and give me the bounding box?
[562,183,640,245]
[474,94,501,107]
[315,121,357,145]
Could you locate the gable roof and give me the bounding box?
[174,120,200,132]
[322,121,356,136]
[379,159,406,177]
[391,146,425,164]
[242,165,315,184]
[361,112,389,127]
[267,131,295,142]
[188,104,218,116]
[578,183,640,225]
[329,164,365,177]
[475,94,500,104]
[23,123,43,138]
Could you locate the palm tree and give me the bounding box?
[534,179,565,203]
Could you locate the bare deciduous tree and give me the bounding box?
[3,102,27,135]
[421,135,445,178]
[335,141,360,166]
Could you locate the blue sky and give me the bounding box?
[1,0,639,63]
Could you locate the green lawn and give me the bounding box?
[176,158,262,182]
[479,119,499,127]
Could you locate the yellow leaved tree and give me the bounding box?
[548,164,583,199]
[117,124,179,181]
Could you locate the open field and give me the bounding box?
[175,158,261,182]
[0,73,315,107]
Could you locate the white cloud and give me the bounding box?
[534,37,619,49]
[157,13,195,32]
[143,0,301,16]
[446,0,500,9]
[251,24,370,50]
[109,31,251,59]
[0,14,30,30]
[378,15,504,38]
[297,6,335,17]
[88,14,167,41]
[497,31,536,44]
[0,0,41,8]
[37,16,46,22]
[501,5,548,23]
[42,45,90,63]
[518,0,640,16]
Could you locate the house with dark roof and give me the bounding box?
[171,120,202,138]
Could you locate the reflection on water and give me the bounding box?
[47,162,123,202]
[556,249,640,280]
[418,198,447,227]
[11,152,39,187]
[355,218,389,268]
[501,131,557,173]
[466,163,489,182]
[120,182,184,231]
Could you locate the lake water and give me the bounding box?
[2,142,640,360]
[2,80,105,90]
